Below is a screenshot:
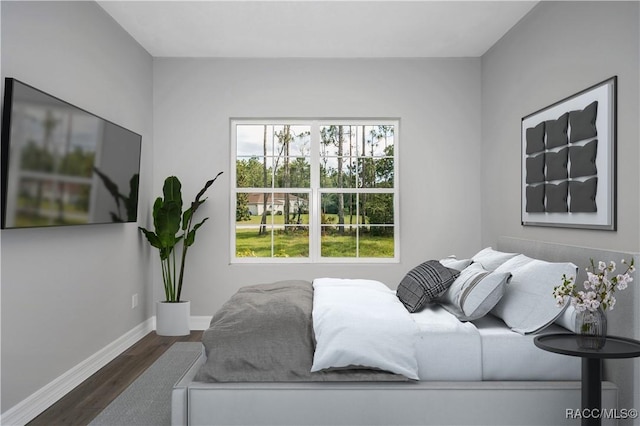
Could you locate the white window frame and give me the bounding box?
[230,118,399,264]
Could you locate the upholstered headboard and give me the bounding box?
[497,236,639,416]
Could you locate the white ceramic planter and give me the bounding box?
[156,300,190,336]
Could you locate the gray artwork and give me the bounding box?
[545,113,568,149]
[545,148,568,181]
[569,101,598,143]
[569,140,598,178]
[526,122,545,154]
[525,154,545,184]
[525,185,545,213]
[521,76,616,230]
[545,182,569,213]
[569,178,598,212]
[524,101,598,213]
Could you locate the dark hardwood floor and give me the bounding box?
[27,331,203,426]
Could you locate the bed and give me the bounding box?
[172,237,638,425]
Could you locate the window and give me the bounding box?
[232,119,398,263]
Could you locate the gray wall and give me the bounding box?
[152,58,482,314]
[2,0,639,419]
[481,3,639,418]
[481,1,640,253]
[0,1,153,411]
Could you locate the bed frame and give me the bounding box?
[172,237,638,426]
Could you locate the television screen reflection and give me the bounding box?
[1,79,141,228]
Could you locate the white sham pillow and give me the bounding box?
[311,279,420,380]
[490,255,576,334]
[439,256,473,271]
[438,263,511,321]
[471,247,519,271]
[555,304,577,332]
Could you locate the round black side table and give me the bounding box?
[534,333,640,426]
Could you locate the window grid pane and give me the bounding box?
[233,120,397,262]
[319,192,394,258]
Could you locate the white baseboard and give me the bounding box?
[1,319,154,426]
[2,315,209,426]
[190,315,212,330]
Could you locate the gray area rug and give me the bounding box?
[90,342,201,426]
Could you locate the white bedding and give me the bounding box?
[311,278,581,382]
[473,314,581,380]
[413,307,581,381]
[410,305,482,380]
[311,278,420,380]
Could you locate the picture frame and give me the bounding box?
[521,76,617,230]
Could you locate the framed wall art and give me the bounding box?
[521,76,617,230]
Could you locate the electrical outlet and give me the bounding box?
[132,293,138,309]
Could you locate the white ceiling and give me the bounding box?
[97,0,538,58]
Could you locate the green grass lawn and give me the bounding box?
[321,233,395,258]
[236,228,310,257]
[235,227,394,258]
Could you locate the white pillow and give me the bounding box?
[311,279,420,380]
[471,247,519,271]
[555,304,577,332]
[438,263,511,321]
[490,255,576,334]
[439,256,473,271]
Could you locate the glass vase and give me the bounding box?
[575,306,607,350]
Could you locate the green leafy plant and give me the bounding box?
[139,172,223,302]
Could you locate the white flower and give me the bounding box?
[587,272,600,285]
[574,302,587,312]
[554,258,634,313]
[616,274,629,290]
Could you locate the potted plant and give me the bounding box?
[139,172,223,336]
[553,257,635,348]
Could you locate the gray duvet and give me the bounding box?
[194,280,406,382]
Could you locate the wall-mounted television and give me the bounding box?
[1,78,142,229]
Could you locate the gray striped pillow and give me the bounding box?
[397,260,459,313]
[438,263,511,321]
